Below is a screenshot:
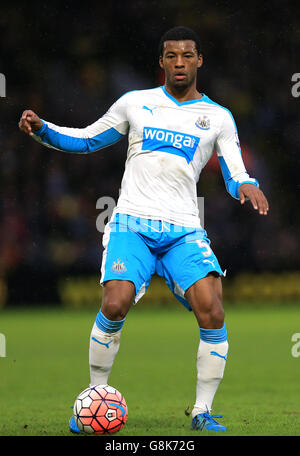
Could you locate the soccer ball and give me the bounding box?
[73,384,128,435]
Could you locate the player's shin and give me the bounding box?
[192,324,228,417]
[89,310,126,387]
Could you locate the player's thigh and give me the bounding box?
[101,220,155,316]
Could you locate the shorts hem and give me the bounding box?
[100,277,148,305]
[183,267,224,293]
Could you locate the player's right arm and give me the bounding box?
[18,95,129,154]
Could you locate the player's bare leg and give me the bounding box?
[101,280,136,321]
[185,272,224,328]
[89,280,135,387]
[185,273,228,431]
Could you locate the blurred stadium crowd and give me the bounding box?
[0,1,299,303]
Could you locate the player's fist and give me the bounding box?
[18,110,43,136]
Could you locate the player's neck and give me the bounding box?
[164,83,202,103]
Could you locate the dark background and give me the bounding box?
[0,0,299,304]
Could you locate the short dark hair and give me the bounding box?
[158,26,202,57]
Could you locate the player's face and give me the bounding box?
[159,40,202,90]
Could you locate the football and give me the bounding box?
[73,384,128,435]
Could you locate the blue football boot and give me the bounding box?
[190,412,226,431]
[69,415,82,434]
[69,405,83,434]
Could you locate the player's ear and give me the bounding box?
[197,54,203,69]
[159,56,164,70]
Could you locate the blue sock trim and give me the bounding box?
[95,309,126,333]
[200,324,227,344]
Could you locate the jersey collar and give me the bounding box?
[161,85,209,106]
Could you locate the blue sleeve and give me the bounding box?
[34,121,124,154]
[218,155,259,199]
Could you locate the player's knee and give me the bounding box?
[198,296,224,328]
[209,305,225,328]
[101,281,134,321]
[101,297,129,321]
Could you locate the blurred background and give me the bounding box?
[0,0,299,307]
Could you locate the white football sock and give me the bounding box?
[89,322,122,387]
[192,339,228,417]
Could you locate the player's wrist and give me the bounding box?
[238,179,259,190]
[32,119,43,131]
[32,120,46,135]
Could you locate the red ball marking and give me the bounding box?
[89,399,101,415]
[80,416,93,426]
[79,407,92,417]
[91,417,104,432]
[89,389,102,400]
[97,415,109,428]
[97,401,108,416]
[107,418,121,430]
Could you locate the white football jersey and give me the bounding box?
[33,86,258,227]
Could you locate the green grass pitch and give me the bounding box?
[0,304,299,436]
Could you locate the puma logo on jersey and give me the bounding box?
[142,105,157,115]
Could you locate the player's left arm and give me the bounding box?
[215,109,269,215]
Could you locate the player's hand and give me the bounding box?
[238,183,269,215]
[18,110,43,136]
